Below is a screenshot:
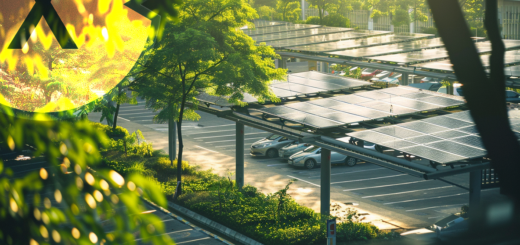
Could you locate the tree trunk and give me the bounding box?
[113,103,120,130]
[428,0,520,201]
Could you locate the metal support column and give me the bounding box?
[401,73,409,85]
[168,118,177,163]
[301,0,306,21]
[282,56,288,69]
[469,170,482,219]
[321,148,331,217]
[236,122,245,190]
[447,81,454,95]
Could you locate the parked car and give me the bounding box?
[278,142,313,160]
[288,142,380,169]
[381,73,402,84]
[250,134,294,158]
[437,83,463,96]
[360,68,382,79]
[505,90,520,103]
[420,77,441,83]
[370,71,391,82]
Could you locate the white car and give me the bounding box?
[288,142,380,169]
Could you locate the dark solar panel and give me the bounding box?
[271,83,324,94]
[420,96,464,107]
[356,91,394,100]
[330,104,392,119]
[452,135,485,149]
[423,116,473,129]
[426,141,487,158]
[374,126,424,138]
[281,113,343,128]
[408,135,444,144]
[400,146,467,163]
[378,140,417,150]
[379,87,419,96]
[348,131,401,143]
[399,121,450,134]
[445,111,474,122]
[270,87,299,97]
[332,95,374,104]
[382,97,441,111]
[288,77,349,90]
[286,103,338,114]
[431,130,469,139]
[261,106,300,115]
[308,98,342,107]
[401,92,435,99]
[358,101,417,115]
[321,112,368,123]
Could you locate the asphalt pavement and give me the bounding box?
[88,100,504,230]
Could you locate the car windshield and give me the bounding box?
[390,74,401,78]
[363,68,376,73]
[364,142,375,147]
[266,134,279,140]
[303,146,320,152]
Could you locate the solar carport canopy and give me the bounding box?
[250,20,287,28]
[369,40,520,64]
[197,71,370,104]
[288,33,434,53]
[264,30,391,48]
[259,86,465,129]
[242,24,320,36]
[343,110,520,165]
[327,38,445,58]
[415,49,520,72]
[251,27,353,42]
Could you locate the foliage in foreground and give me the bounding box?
[0,111,174,245]
[101,125,398,245]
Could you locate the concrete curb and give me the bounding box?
[142,198,235,245]
[167,201,264,245]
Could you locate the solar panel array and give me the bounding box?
[342,110,520,164]
[415,49,520,72]
[289,34,434,53]
[370,40,520,65]
[264,30,391,48]
[196,71,370,105]
[251,27,353,42]
[327,38,445,58]
[242,24,320,36]
[259,86,465,129]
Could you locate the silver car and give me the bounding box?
[278,142,313,160]
[288,143,380,169]
[250,134,294,158]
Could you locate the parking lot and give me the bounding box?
[89,101,503,229]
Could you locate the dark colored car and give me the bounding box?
[360,68,382,79]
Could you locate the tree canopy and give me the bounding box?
[130,0,286,196]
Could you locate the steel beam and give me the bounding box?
[321,148,331,217]
[236,121,245,190]
[401,73,409,85]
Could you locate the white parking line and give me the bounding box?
[184,124,236,130]
[362,186,453,198]
[118,117,130,121]
[287,175,320,187]
[118,112,155,116]
[343,180,430,191]
[384,193,467,205]
[309,168,386,178]
[267,164,286,166]
[215,144,250,148]
[124,115,156,118]
[194,132,266,140]
[205,137,262,144]
[176,237,211,244]
[331,174,407,184]
[406,203,466,212]
[185,129,235,134]
[194,145,220,153]
[134,228,193,241]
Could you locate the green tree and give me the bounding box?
[258,5,277,20]
[276,0,301,21]
[307,0,340,24]
[369,0,428,27]
[130,0,285,198]
[0,107,174,244]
